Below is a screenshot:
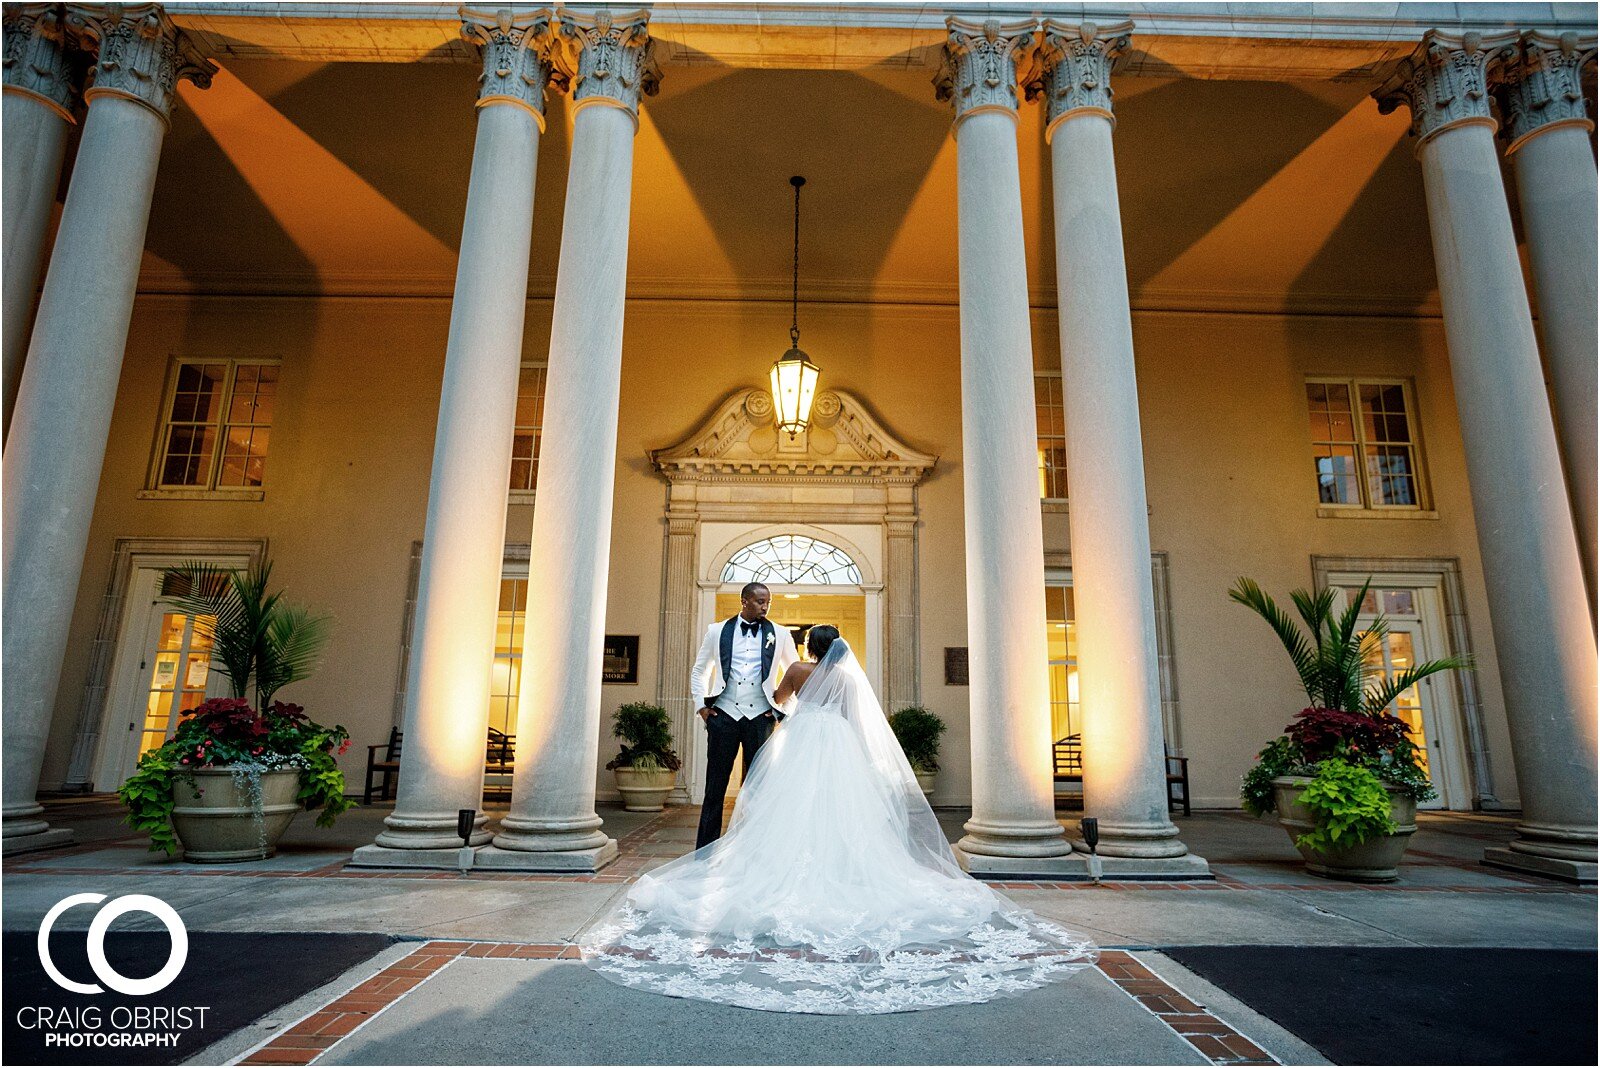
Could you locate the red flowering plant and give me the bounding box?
[117,559,351,855]
[1231,576,1472,845]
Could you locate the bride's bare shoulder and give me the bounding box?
[778,660,816,700]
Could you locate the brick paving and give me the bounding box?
[1098,951,1278,1066]
[236,941,1282,1067]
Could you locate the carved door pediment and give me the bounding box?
[651,388,936,483]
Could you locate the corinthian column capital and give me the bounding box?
[933,16,1038,125]
[1030,19,1134,139]
[461,7,563,125]
[64,3,214,123]
[3,3,80,120]
[1374,28,1521,151]
[1499,30,1598,154]
[555,7,659,124]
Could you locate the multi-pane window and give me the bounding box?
[1036,373,1067,500]
[489,577,528,735]
[721,534,862,585]
[1046,583,1078,742]
[510,363,547,494]
[1306,378,1423,509]
[155,360,277,490]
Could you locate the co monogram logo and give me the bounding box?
[38,894,188,996]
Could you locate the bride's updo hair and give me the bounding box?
[806,625,840,661]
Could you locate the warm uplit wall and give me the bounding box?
[36,291,1518,812]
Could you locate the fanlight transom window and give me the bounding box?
[721,535,862,586]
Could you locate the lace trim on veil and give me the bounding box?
[581,903,1098,1015]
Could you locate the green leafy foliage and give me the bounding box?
[888,706,947,774]
[157,558,332,709]
[607,703,682,772]
[1241,736,1301,817]
[118,752,183,855]
[1293,758,1398,853]
[117,697,353,855]
[1231,575,1463,845]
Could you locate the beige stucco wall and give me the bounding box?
[38,291,1518,814]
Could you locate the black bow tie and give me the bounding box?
[740,620,760,636]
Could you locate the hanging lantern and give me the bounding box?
[771,345,821,439]
[771,175,820,439]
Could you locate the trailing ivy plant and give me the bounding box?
[888,706,947,775]
[118,697,353,855]
[1293,758,1398,852]
[117,558,346,856]
[1230,575,1475,846]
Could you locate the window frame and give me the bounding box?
[507,359,548,505]
[1305,375,1435,518]
[1035,370,1068,508]
[140,356,280,501]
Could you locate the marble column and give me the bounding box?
[1498,30,1599,610]
[1376,30,1598,883]
[482,9,660,871]
[3,3,79,445]
[2,3,213,854]
[1034,20,1206,874]
[353,9,558,866]
[935,16,1078,876]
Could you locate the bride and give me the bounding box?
[578,625,1098,1015]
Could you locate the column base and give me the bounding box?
[1071,817,1196,860]
[955,846,1213,881]
[372,809,492,851]
[474,839,618,873]
[2,827,74,856]
[1483,846,1597,884]
[349,843,484,870]
[958,815,1076,858]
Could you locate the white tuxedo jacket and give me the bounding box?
[690,616,800,715]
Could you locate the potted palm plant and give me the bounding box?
[117,559,349,861]
[606,702,682,812]
[1230,576,1473,881]
[888,706,946,798]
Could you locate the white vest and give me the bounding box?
[714,669,772,720]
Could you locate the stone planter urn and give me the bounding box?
[914,770,936,799]
[614,767,676,812]
[170,767,302,863]
[1271,775,1417,882]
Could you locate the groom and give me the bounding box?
[689,581,799,848]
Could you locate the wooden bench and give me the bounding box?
[1052,733,1191,816]
[363,726,517,804]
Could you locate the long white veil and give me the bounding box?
[738,639,970,883]
[578,637,1098,1015]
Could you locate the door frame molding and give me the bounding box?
[651,387,937,803]
[63,537,267,791]
[1310,554,1501,810]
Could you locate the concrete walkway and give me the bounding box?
[2,797,1591,1066]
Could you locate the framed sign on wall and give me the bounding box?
[603,635,640,684]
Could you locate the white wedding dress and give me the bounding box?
[578,639,1098,1014]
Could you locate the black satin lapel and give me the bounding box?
[761,619,775,680]
[720,617,736,684]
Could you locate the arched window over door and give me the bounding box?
[720,534,862,586]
